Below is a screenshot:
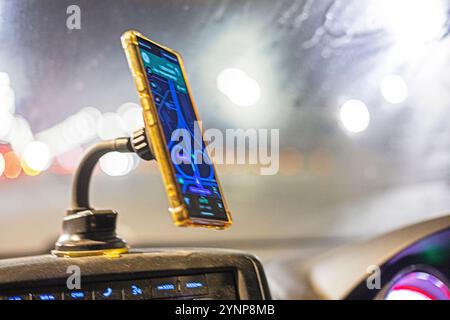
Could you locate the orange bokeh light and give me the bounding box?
[4,151,22,179]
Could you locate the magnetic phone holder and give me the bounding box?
[53,128,154,257]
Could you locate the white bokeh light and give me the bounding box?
[97,112,126,140]
[379,0,446,53]
[23,141,52,171]
[62,113,95,144]
[339,99,371,133]
[79,107,102,125]
[0,86,15,114]
[380,75,409,104]
[56,147,84,172]
[216,68,261,107]
[0,112,14,140]
[9,116,34,154]
[0,72,11,87]
[100,152,134,177]
[117,102,144,134]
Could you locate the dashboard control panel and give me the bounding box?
[1,272,236,300]
[0,248,271,300]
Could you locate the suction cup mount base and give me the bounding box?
[52,209,129,257]
[52,128,154,258]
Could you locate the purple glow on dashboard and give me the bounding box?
[385,272,450,300]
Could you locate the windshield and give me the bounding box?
[1,0,450,258]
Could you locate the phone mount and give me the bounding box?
[52,128,154,257]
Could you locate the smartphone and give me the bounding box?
[121,30,232,229]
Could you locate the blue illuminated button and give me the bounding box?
[151,277,181,298]
[200,211,215,217]
[131,285,143,296]
[123,282,150,300]
[71,292,85,299]
[33,293,61,300]
[180,275,208,296]
[64,290,91,300]
[186,282,203,289]
[94,286,122,300]
[157,284,175,290]
[4,294,30,300]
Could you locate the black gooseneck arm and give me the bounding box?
[69,128,154,214]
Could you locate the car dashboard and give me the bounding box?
[266,215,450,300]
[0,249,270,300]
[0,216,449,300]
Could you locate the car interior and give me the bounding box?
[0,0,449,301]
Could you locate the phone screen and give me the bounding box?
[137,37,229,222]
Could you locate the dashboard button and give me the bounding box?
[124,282,150,300]
[32,293,62,300]
[2,294,31,300]
[64,290,91,300]
[151,277,180,298]
[179,275,208,296]
[94,286,122,300]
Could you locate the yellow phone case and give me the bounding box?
[121,30,232,229]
